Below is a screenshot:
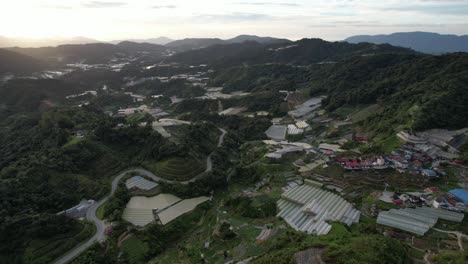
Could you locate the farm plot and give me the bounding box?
[145,157,206,181]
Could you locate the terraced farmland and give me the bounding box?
[144,157,206,181]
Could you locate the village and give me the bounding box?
[55,58,468,263]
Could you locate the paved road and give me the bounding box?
[53,128,227,264]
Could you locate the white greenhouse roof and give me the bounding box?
[376,206,464,235]
[277,182,360,235]
[125,176,158,190]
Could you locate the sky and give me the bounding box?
[1,0,468,41]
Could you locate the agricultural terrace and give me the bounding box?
[144,157,206,181]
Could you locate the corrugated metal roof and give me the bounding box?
[125,176,158,190]
[376,206,464,235]
[377,212,429,236]
[277,184,360,235]
[449,189,468,203]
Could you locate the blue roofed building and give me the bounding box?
[421,169,437,177]
[448,189,468,203]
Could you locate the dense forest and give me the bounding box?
[308,53,468,132]
[209,52,468,133]
[0,49,43,74]
[169,38,414,67]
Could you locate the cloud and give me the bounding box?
[152,5,177,9]
[82,1,127,8]
[383,4,468,15]
[234,2,300,7]
[195,12,272,22]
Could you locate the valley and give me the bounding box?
[0,36,467,264]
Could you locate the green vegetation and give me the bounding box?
[250,226,410,264]
[378,135,402,153]
[226,195,277,219]
[103,182,131,221]
[121,236,149,264]
[0,106,218,261]
[96,201,107,220]
[3,36,468,264]
[170,38,413,67]
[0,79,83,118]
[310,53,468,133]
[432,251,468,264]
[144,157,205,181]
[210,64,306,93]
[129,79,205,98]
[4,217,95,264]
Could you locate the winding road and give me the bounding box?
[54,128,227,264]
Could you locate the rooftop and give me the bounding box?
[277,181,360,235]
[449,189,468,203]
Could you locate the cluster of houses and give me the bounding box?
[332,145,447,178]
[379,186,468,214]
[433,189,468,213]
[385,145,447,177]
[335,157,387,170]
[115,104,168,117]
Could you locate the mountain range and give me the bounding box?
[345,32,468,54]
[168,38,413,67]
[109,36,174,45]
[0,34,289,50]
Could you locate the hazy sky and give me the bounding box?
[2,0,468,40]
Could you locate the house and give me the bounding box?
[448,189,468,203]
[421,169,437,177]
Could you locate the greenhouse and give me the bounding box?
[125,176,158,190]
[277,181,360,235]
[376,206,464,235]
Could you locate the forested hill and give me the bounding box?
[308,52,468,132]
[8,42,166,64]
[165,35,290,52]
[0,49,44,74]
[0,79,85,117]
[209,52,468,133]
[169,38,415,67]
